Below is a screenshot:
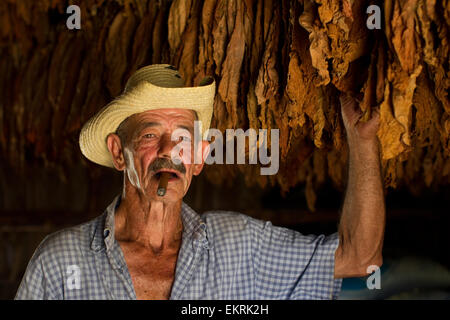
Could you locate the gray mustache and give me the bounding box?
[148,157,186,175]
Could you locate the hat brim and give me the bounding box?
[79,78,215,168]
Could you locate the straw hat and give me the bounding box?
[79,64,216,168]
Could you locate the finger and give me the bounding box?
[371,107,380,120]
[340,97,362,124]
[366,108,381,130]
[339,93,354,107]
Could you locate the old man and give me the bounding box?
[16,64,385,300]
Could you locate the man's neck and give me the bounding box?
[114,186,183,254]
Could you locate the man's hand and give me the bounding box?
[340,94,380,145]
[334,94,385,279]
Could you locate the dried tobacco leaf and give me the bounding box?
[0,0,448,212]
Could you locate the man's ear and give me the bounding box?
[106,133,126,171]
[192,140,210,176]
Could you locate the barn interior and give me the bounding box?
[0,0,449,299]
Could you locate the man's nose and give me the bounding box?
[157,133,177,159]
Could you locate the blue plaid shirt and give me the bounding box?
[15,194,342,300]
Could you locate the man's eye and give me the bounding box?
[143,133,156,139]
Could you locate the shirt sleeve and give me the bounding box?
[250,219,342,299]
[15,237,59,300]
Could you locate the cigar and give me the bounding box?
[157,172,170,196]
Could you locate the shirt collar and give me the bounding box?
[90,194,208,252]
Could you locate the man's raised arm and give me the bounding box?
[334,94,386,278]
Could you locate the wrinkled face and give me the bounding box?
[107,108,207,203]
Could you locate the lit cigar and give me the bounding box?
[157,172,170,196]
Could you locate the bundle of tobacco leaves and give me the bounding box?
[0,0,448,211]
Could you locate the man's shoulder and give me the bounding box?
[200,209,271,236]
[33,214,105,260]
[200,209,327,244]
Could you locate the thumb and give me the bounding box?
[371,107,380,121]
